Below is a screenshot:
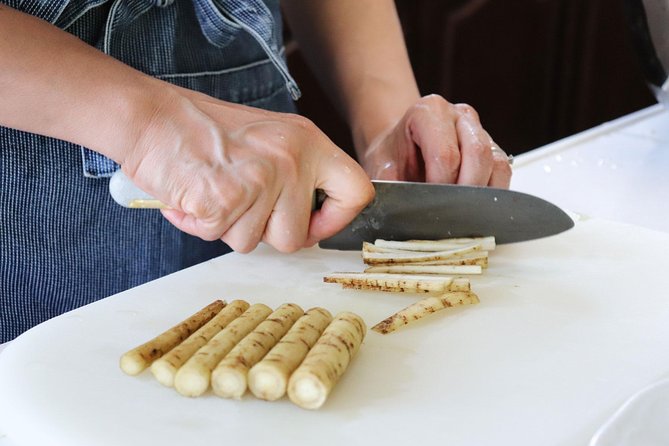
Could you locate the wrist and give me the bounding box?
[349,82,420,159]
[86,75,177,167]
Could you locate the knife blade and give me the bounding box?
[109,171,574,249]
[318,180,574,250]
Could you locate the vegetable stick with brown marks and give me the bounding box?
[248,307,333,401]
[364,241,490,264]
[119,300,226,376]
[374,236,496,252]
[150,300,248,387]
[324,272,458,293]
[287,312,366,410]
[364,264,482,275]
[211,303,304,399]
[362,243,482,265]
[372,291,479,334]
[174,303,272,397]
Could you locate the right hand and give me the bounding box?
[121,87,374,253]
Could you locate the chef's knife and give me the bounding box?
[109,171,574,250]
[318,180,573,250]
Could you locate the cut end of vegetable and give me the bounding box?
[174,365,210,397]
[212,368,247,399]
[119,353,145,376]
[248,367,287,401]
[150,359,177,387]
[288,373,328,410]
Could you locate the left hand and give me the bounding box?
[359,94,512,188]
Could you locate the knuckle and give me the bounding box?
[438,144,461,165]
[468,140,489,157]
[273,238,302,254]
[355,180,376,208]
[455,103,479,119]
[287,113,316,132]
[420,94,447,107]
[494,158,514,176]
[195,219,226,242]
[223,234,259,254]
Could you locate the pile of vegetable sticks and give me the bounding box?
[324,237,495,334]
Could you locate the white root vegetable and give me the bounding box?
[374,236,496,252]
[324,272,459,293]
[406,251,489,267]
[287,312,366,410]
[174,303,272,397]
[371,291,479,334]
[119,300,226,376]
[211,303,304,399]
[150,300,249,387]
[364,264,482,275]
[248,307,333,401]
[362,243,482,265]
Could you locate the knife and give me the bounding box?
[109,171,574,250]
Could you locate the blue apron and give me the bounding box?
[0,0,300,342]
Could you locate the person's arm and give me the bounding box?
[282,0,512,187]
[0,5,157,162]
[0,6,374,252]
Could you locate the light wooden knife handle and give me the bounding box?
[109,170,323,211]
[109,170,167,209]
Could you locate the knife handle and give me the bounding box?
[109,170,324,211]
[109,170,167,209]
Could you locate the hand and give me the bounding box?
[121,87,374,253]
[359,95,512,188]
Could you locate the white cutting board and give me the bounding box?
[1,218,669,446]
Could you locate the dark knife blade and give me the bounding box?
[318,180,574,250]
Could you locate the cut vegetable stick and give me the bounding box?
[449,278,472,292]
[211,303,304,399]
[119,300,226,376]
[364,264,482,275]
[324,272,455,293]
[374,236,496,252]
[150,300,248,387]
[408,252,489,267]
[248,307,333,401]
[287,312,366,410]
[174,303,272,397]
[371,291,479,334]
[364,241,490,264]
[362,243,482,265]
[368,256,488,268]
[362,242,414,254]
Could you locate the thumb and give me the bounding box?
[305,152,374,246]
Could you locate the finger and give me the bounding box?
[305,152,375,246]
[262,186,313,253]
[159,181,258,241]
[454,110,494,186]
[408,105,460,183]
[161,208,229,241]
[219,187,280,253]
[488,142,513,189]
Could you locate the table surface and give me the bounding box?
[1,104,668,446]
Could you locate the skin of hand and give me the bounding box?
[124,86,374,253]
[282,0,512,189]
[360,95,513,188]
[0,5,374,254]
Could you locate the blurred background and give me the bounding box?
[286,0,657,158]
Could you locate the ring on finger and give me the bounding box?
[490,143,514,166]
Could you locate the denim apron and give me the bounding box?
[0,0,300,342]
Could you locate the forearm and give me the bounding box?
[0,5,165,163]
[282,0,420,156]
